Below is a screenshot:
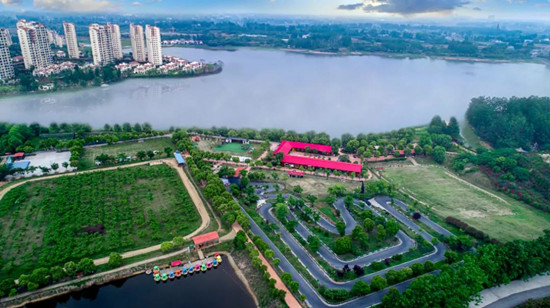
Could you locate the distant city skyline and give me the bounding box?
[0,0,549,22]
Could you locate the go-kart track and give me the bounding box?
[241,183,454,307]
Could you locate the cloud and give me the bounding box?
[33,0,118,12]
[472,6,481,10]
[338,0,469,15]
[1,0,22,5]
[132,1,142,6]
[338,2,363,10]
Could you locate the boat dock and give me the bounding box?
[148,252,223,282]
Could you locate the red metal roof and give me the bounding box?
[288,170,305,176]
[274,141,332,155]
[192,231,219,245]
[12,152,24,158]
[234,167,244,177]
[282,156,362,173]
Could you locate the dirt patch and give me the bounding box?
[76,224,106,235]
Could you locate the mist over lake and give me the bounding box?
[1,47,550,136]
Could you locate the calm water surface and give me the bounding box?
[2,48,550,136]
[27,256,256,308]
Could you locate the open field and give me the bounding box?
[81,138,173,169]
[383,165,550,241]
[0,164,200,279]
[214,142,249,154]
[264,169,361,198]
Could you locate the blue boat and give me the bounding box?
[182,267,188,275]
[169,271,175,279]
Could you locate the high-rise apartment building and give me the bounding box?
[145,25,162,66]
[63,22,79,59]
[0,28,14,80]
[129,23,146,62]
[17,19,53,69]
[1,28,11,46]
[107,23,122,60]
[89,23,122,66]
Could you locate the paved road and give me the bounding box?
[484,286,550,308]
[389,198,453,237]
[246,183,453,306]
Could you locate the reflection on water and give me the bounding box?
[2,47,550,136]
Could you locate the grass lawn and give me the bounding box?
[317,203,341,223]
[265,170,361,199]
[461,120,491,150]
[0,164,200,280]
[383,165,550,241]
[214,142,249,154]
[81,138,174,169]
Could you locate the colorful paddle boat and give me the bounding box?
[207,261,212,269]
[188,266,194,274]
[154,274,160,282]
[145,269,152,275]
[161,273,168,281]
[201,263,207,272]
[182,267,188,275]
[213,258,219,268]
[175,269,182,277]
[169,271,175,279]
[216,255,222,263]
[153,265,160,274]
[195,264,201,272]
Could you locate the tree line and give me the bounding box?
[466,96,550,149]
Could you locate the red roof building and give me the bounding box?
[274,140,362,174]
[12,152,25,160]
[288,170,305,176]
[274,141,332,155]
[192,231,220,248]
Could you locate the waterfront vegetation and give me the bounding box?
[383,165,550,241]
[0,164,200,281]
[80,137,174,170]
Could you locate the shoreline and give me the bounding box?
[176,44,549,65]
[0,64,222,99]
[1,252,257,308]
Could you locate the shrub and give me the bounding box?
[107,252,123,268]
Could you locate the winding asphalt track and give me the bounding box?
[484,286,550,308]
[245,184,452,307]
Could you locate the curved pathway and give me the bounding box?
[472,274,550,308]
[0,158,212,266]
[243,183,452,307]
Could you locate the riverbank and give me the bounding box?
[0,252,256,308]
[0,63,222,99]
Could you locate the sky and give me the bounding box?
[0,0,550,22]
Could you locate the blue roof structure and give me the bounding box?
[10,161,30,170]
[174,151,185,164]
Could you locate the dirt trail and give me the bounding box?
[94,159,211,265]
[0,158,212,266]
[443,170,509,205]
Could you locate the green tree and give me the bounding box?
[308,235,321,252]
[432,146,446,164]
[377,224,386,241]
[137,151,147,160]
[107,252,123,268]
[293,185,303,194]
[385,219,399,237]
[351,280,371,296]
[234,230,248,250]
[334,236,352,254]
[173,236,184,248]
[363,218,375,232]
[336,221,346,236]
[77,258,95,274]
[161,241,174,252]
[50,266,66,281]
[370,275,387,291]
[275,203,290,221]
[64,261,77,277]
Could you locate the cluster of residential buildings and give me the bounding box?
[32,61,75,77]
[115,55,204,75]
[161,38,203,46]
[0,19,165,82]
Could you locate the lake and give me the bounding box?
[26,256,256,308]
[1,48,550,136]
